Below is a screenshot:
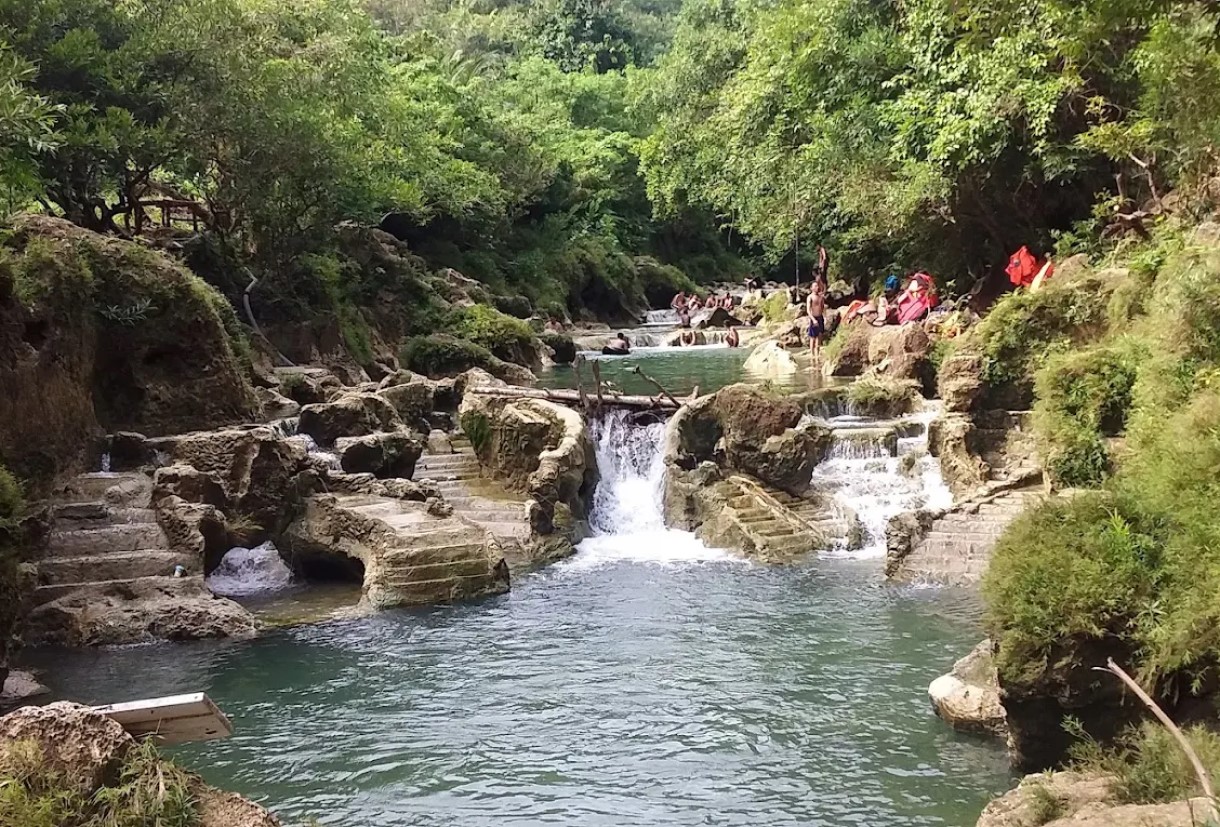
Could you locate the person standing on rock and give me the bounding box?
[806,281,826,361]
[726,326,740,348]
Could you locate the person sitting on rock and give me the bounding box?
[679,308,691,329]
[722,294,735,311]
[671,291,688,311]
[726,326,740,348]
[806,281,827,360]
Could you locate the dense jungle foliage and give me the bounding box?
[4,0,1220,324]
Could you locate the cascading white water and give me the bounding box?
[810,404,952,559]
[206,541,294,596]
[645,309,679,325]
[288,434,341,471]
[568,410,735,569]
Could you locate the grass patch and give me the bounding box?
[759,291,793,324]
[1069,721,1220,805]
[1026,782,1067,825]
[0,738,197,827]
[845,377,918,418]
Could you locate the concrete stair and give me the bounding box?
[415,438,533,560]
[33,472,192,607]
[715,481,840,560]
[896,487,1042,585]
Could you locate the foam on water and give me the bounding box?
[206,542,294,596]
[567,410,736,570]
[812,402,953,560]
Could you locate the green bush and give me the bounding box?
[1069,721,1220,805]
[1033,344,1140,487]
[760,291,793,324]
[845,377,919,418]
[401,334,499,377]
[449,305,539,367]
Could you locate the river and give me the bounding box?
[21,347,1013,826]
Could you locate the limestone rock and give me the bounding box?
[255,386,301,420]
[0,670,49,708]
[377,379,434,430]
[299,393,404,444]
[275,366,345,406]
[929,414,989,496]
[977,772,1115,827]
[884,509,937,578]
[335,431,422,478]
[743,341,800,376]
[195,783,283,827]
[0,702,131,795]
[282,494,509,609]
[23,576,258,647]
[166,427,311,530]
[692,307,744,329]
[826,324,871,376]
[939,351,986,414]
[929,639,1006,736]
[865,323,934,388]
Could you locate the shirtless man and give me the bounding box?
[806,281,826,360]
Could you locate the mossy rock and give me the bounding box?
[540,331,576,364]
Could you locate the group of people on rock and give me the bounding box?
[670,291,736,314]
[842,272,938,328]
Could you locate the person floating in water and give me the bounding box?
[726,326,740,348]
[603,332,631,355]
[806,280,826,361]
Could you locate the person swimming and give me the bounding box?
[603,331,631,355]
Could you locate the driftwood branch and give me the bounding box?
[467,385,678,410]
[630,365,679,408]
[1094,658,1216,817]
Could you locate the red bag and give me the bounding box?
[1006,246,1039,287]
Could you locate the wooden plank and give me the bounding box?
[93,693,233,746]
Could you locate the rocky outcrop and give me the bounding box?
[825,322,936,392]
[0,216,259,486]
[281,493,509,609]
[743,341,800,376]
[0,702,281,827]
[23,470,257,646]
[663,385,850,561]
[376,372,435,431]
[976,770,1211,827]
[459,390,597,551]
[666,385,832,495]
[335,432,422,478]
[929,639,1007,736]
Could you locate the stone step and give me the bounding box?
[453,508,525,523]
[465,519,531,539]
[33,574,184,606]
[379,573,502,602]
[57,472,150,502]
[381,542,496,567]
[923,530,1004,544]
[416,457,479,469]
[444,496,526,510]
[38,550,192,587]
[54,503,158,528]
[388,558,498,581]
[48,524,167,557]
[751,524,798,539]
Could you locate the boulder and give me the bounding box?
[275,367,345,406]
[939,351,986,414]
[0,702,281,826]
[884,509,937,578]
[826,324,872,376]
[23,576,257,647]
[929,639,1007,736]
[106,431,157,471]
[255,386,301,420]
[335,431,422,479]
[376,380,434,431]
[298,393,404,444]
[692,307,744,329]
[0,702,131,795]
[976,772,1115,827]
[743,341,800,376]
[0,670,49,708]
[865,323,934,388]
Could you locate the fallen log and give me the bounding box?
[467,385,679,410]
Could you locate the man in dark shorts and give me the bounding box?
[806,281,826,360]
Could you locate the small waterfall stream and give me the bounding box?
[570,410,735,569]
[206,542,294,596]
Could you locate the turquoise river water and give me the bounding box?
[23,346,1014,826]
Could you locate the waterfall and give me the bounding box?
[810,404,953,559]
[207,542,294,597]
[568,410,734,569]
[645,309,678,325]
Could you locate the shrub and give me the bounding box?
[760,291,793,324]
[449,305,539,366]
[1033,343,1140,487]
[1069,721,1220,805]
[401,334,498,377]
